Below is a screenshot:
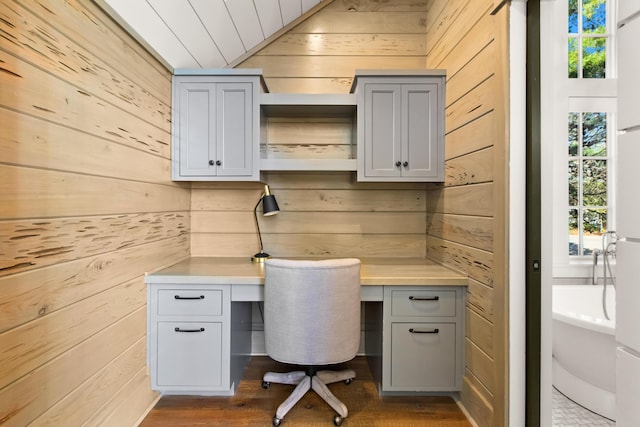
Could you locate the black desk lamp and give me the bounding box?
[252,184,280,263]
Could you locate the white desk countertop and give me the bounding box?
[145,257,467,286]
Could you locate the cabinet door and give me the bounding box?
[157,321,225,388]
[363,84,402,178]
[402,83,441,179]
[176,82,216,177]
[386,322,457,390]
[216,82,254,177]
[616,132,640,238]
[618,0,640,24]
[618,18,640,131]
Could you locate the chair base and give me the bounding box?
[263,368,355,424]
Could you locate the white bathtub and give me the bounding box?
[552,284,616,420]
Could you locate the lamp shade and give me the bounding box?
[252,184,279,263]
[261,194,279,216]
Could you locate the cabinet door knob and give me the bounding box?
[403,161,409,167]
[216,160,222,166]
[395,161,401,167]
[208,160,214,166]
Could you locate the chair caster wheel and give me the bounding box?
[262,381,270,389]
[344,378,353,385]
[272,416,282,426]
[333,415,344,426]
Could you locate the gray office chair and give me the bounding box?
[262,258,361,426]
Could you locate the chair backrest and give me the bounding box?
[263,258,361,366]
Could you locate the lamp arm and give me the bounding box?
[254,193,265,253]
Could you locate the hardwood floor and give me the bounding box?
[140,356,472,427]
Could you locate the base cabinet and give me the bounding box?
[147,281,464,396]
[368,286,464,393]
[147,283,251,395]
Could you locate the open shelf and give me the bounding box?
[259,93,357,171]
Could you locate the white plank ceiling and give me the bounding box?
[96,0,324,70]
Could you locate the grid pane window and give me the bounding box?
[568,0,607,78]
[568,112,608,256]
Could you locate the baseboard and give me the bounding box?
[454,396,480,427]
[133,392,161,427]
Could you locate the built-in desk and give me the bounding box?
[145,257,467,396]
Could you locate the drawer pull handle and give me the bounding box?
[409,328,439,334]
[174,295,205,300]
[408,296,439,301]
[174,327,205,333]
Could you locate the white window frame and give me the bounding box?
[541,0,617,279]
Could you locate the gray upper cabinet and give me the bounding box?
[353,71,445,182]
[172,71,262,181]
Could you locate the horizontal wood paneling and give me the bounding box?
[83,367,157,427]
[0,166,189,219]
[192,171,428,259]
[0,309,146,426]
[427,1,495,72]
[241,56,428,79]
[426,1,509,424]
[0,276,146,390]
[467,278,495,322]
[192,232,426,258]
[444,147,494,186]
[289,12,427,34]
[1,0,171,132]
[426,213,493,252]
[465,338,494,395]
[426,183,494,217]
[1,0,187,424]
[325,0,430,12]
[426,236,494,287]
[446,41,496,107]
[0,54,170,157]
[445,111,495,161]
[446,75,496,134]
[32,340,151,426]
[257,34,426,56]
[193,211,426,234]
[0,109,172,183]
[0,213,187,276]
[466,306,494,358]
[192,188,426,212]
[0,236,188,333]
[462,373,494,427]
[18,0,171,99]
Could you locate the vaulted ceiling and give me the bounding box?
[96,0,325,71]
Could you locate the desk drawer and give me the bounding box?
[388,322,457,389]
[158,289,223,316]
[389,289,456,317]
[156,321,224,387]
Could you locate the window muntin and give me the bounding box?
[568,0,608,78]
[567,112,609,256]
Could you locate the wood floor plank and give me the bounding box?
[140,357,472,427]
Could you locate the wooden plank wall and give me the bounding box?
[425,1,510,427]
[0,0,190,425]
[193,0,432,260]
